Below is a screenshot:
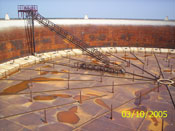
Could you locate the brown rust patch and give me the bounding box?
[54,94,72,98]
[32,77,64,82]
[91,59,100,64]
[95,99,110,109]
[163,69,171,72]
[73,95,90,101]
[33,95,57,100]
[60,69,69,73]
[0,77,64,94]
[122,56,137,60]
[42,65,52,68]
[0,81,28,94]
[87,93,99,97]
[40,71,49,75]
[69,106,78,113]
[144,54,152,57]
[2,69,19,79]
[51,71,60,74]
[57,106,79,124]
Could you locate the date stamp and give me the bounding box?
[121,110,167,118]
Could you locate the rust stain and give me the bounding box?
[73,95,90,101]
[144,54,152,57]
[33,95,57,100]
[0,77,64,94]
[91,59,100,64]
[163,69,171,72]
[51,71,60,74]
[54,94,72,98]
[42,65,52,68]
[60,69,69,73]
[40,71,49,75]
[2,69,19,79]
[95,99,110,109]
[122,56,137,60]
[69,106,78,113]
[57,106,79,124]
[87,93,99,97]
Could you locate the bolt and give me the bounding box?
[147,58,149,66]
[80,91,82,104]
[162,118,164,131]
[43,109,47,123]
[110,104,113,120]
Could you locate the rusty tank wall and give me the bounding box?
[0,19,175,63]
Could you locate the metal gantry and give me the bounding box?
[17,5,125,75]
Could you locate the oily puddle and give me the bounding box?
[33,94,72,101]
[122,56,137,60]
[0,77,64,95]
[57,106,80,124]
[128,106,160,126]
[94,99,110,109]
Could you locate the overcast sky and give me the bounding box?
[0,0,175,20]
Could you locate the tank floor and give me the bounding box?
[0,51,175,131]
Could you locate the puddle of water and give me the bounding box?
[95,99,110,109]
[57,106,79,124]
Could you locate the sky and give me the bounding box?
[0,0,175,20]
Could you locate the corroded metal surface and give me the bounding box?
[0,50,175,131]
